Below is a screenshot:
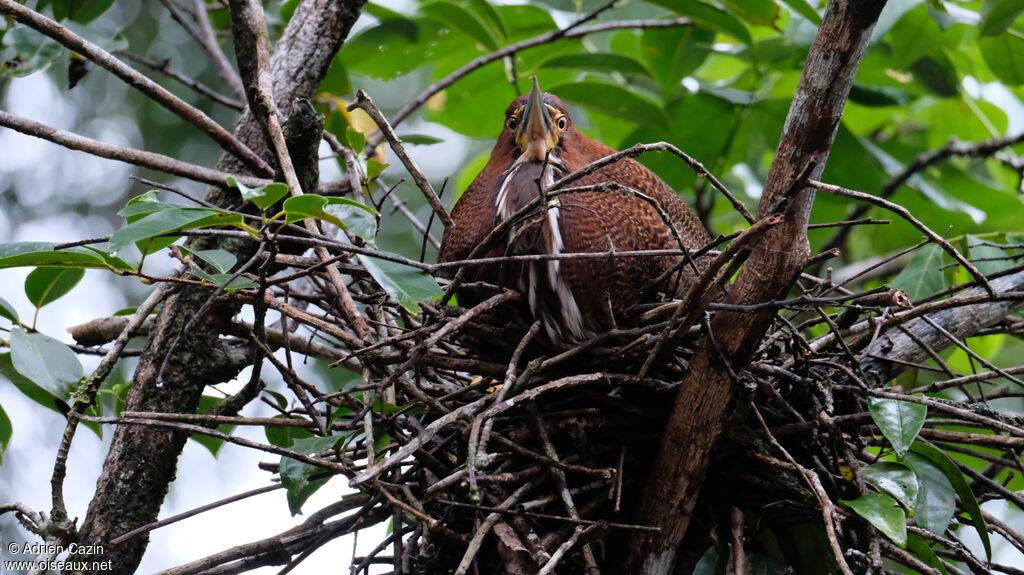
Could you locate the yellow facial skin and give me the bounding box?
[509,77,568,162]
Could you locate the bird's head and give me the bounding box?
[503,77,572,163]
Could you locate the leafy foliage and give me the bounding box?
[1,0,1023,573]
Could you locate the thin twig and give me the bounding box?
[0,0,271,175]
[119,52,244,110]
[0,111,269,188]
[810,179,994,295]
[386,15,692,131]
[349,91,453,229]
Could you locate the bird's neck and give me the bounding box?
[495,155,566,221]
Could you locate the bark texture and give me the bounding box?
[859,269,1024,385]
[72,2,366,573]
[621,2,888,573]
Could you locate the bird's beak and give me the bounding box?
[517,77,557,161]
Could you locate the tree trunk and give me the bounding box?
[621,1,888,573]
[73,2,366,573]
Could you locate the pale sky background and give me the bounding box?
[2,1,1022,573]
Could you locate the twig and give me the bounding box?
[49,284,172,535]
[227,0,374,342]
[810,179,994,295]
[348,90,453,229]
[75,414,350,473]
[537,525,599,575]
[823,131,1024,257]
[0,0,271,176]
[189,0,246,100]
[0,111,269,188]
[352,373,619,485]
[549,142,753,223]
[119,52,244,110]
[529,404,600,572]
[453,480,540,575]
[807,218,890,229]
[110,483,283,545]
[753,407,854,575]
[637,213,783,379]
[386,15,692,131]
[438,500,659,532]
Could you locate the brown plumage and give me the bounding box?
[438,79,711,343]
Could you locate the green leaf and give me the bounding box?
[903,451,956,536]
[0,353,71,416]
[364,2,406,21]
[863,461,919,512]
[0,403,11,464]
[80,247,135,272]
[2,27,62,78]
[365,158,389,182]
[979,0,1024,36]
[966,235,1014,276]
[68,0,116,24]
[868,397,927,458]
[182,249,237,274]
[190,395,237,457]
[228,176,289,211]
[281,195,332,224]
[120,191,172,220]
[910,54,960,97]
[641,26,714,95]
[980,32,1024,86]
[325,199,379,244]
[108,207,244,253]
[357,255,442,313]
[343,19,450,80]
[889,5,945,69]
[848,84,911,107]
[842,492,907,547]
[346,127,367,154]
[546,82,669,127]
[25,267,85,309]
[265,417,315,448]
[263,389,290,410]
[693,546,724,575]
[720,0,780,28]
[909,442,991,559]
[648,1,752,45]
[925,0,959,31]
[321,58,351,96]
[280,434,348,515]
[189,267,259,291]
[0,296,19,322]
[0,242,132,272]
[422,1,501,52]
[907,533,950,575]
[780,0,822,25]
[890,245,946,301]
[9,328,82,398]
[468,0,509,43]
[536,52,650,77]
[399,134,445,146]
[281,195,379,243]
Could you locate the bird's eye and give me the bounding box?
[556,115,568,130]
[506,117,518,131]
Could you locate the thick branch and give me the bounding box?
[71,2,367,573]
[622,2,888,573]
[859,269,1024,386]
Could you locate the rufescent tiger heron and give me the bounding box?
[438,78,712,344]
